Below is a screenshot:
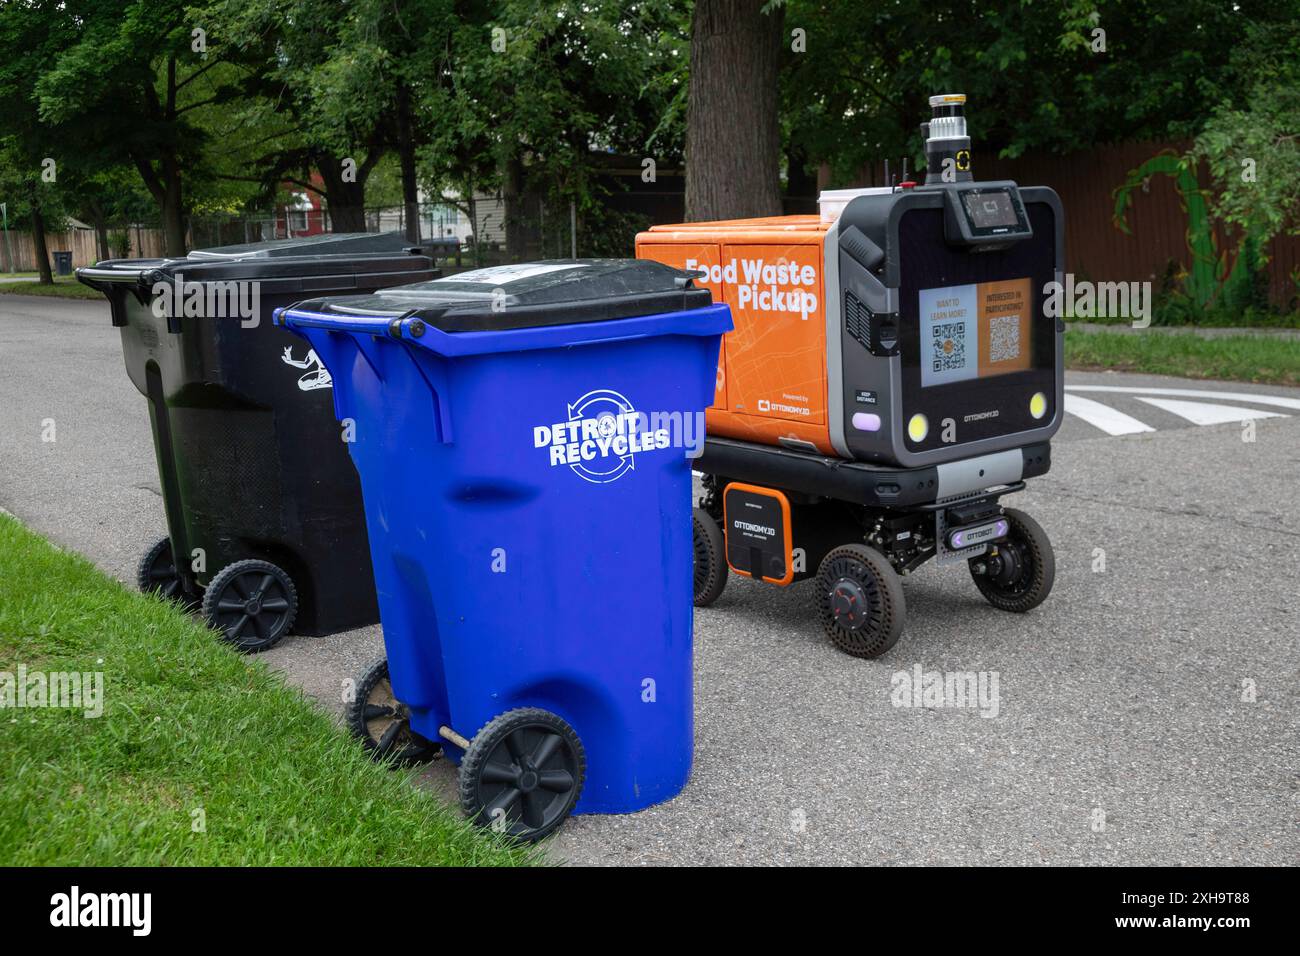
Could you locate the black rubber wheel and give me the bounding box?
[200,559,298,653]
[458,707,586,843]
[136,536,195,607]
[814,543,906,659]
[346,657,439,766]
[693,507,727,607]
[969,508,1055,612]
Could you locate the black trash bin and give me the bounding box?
[53,251,73,276]
[77,233,436,651]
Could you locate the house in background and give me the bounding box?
[276,191,326,239]
[366,193,472,245]
[274,174,327,238]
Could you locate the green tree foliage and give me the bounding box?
[419,0,688,256]
[207,0,455,234]
[33,1,251,254]
[5,0,1294,269]
[0,0,80,279]
[1191,22,1300,246]
[0,138,61,277]
[781,0,1295,184]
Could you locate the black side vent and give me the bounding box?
[845,291,898,357]
[845,291,873,350]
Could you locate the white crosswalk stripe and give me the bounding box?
[1062,393,1156,435]
[1062,384,1292,437]
[1065,384,1300,412]
[1132,396,1285,426]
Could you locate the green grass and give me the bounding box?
[1066,328,1300,386]
[1065,311,1300,329]
[0,275,102,299]
[0,514,537,866]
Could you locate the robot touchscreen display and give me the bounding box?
[918,277,1034,388]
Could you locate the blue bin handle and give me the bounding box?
[277,302,733,358]
[275,306,405,337]
[276,305,457,444]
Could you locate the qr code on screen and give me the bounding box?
[931,321,967,373]
[988,315,1021,363]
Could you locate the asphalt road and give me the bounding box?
[2,294,1297,865]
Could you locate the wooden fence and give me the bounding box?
[1,226,168,273]
[823,141,1300,309]
[980,142,1299,309]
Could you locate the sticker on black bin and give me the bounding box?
[723,483,793,585]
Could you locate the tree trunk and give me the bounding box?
[316,153,374,233]
[502,157,527,262]
[468,192,480,266]
[785,143,817,215]
[159,156,187,256]
[28,183,53,284]
[79,200,111,260]
[148,62,188,257]
[93,217,110,261]
[396,83,422,244]
[685,0,784,221]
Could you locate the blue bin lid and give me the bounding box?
[287,259,713,332]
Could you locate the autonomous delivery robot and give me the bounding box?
[637,94,1064,658]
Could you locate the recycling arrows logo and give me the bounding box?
[534,387,676,482]
[566,389,636,483]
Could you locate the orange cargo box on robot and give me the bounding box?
[637,98,1065,470]
[635,214,836,452]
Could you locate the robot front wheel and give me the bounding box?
[968,507,1056,613]
[814,544,906,659]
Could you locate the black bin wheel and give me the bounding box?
[968,507,1055,613]
[693,507,727,607]
[136,536,196,608]
[346,657,439,766]
[200,559,298,653]
[459,707,586,843]
[814,543,906,659]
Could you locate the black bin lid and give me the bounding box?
[78,231,430,285]
[186,231,422,260]
[295,259,713,331]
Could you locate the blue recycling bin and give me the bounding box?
[276,260,730,840]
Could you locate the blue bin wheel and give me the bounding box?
[137,536,197,609]
[815,543,906,659]
[346,657,440,766]
[200,559,298,654]
[459,708,586,843]
[693,508,728,607]
[968,508,1055,613]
